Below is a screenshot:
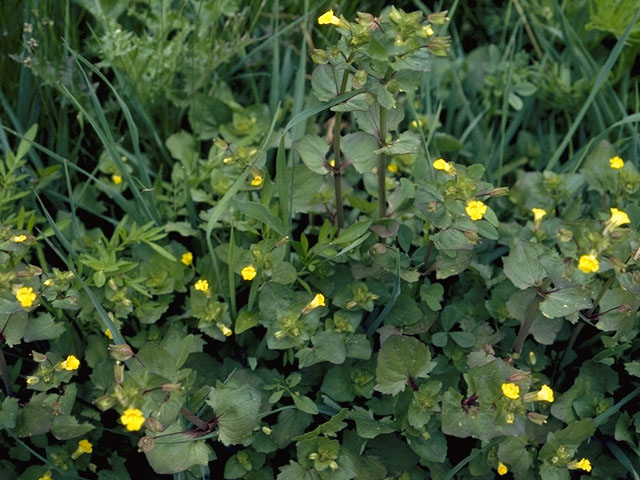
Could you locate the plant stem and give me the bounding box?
[180,406,209,431]
[511,280,550,355]
[333,70,350,228]
[556,274,617,374]
[378,105,388,218]
[0,345,14,396]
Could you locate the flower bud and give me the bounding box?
[311,49,328,64]
[108,343,134,361]
[137,436,155,453]
[146,416,164,433]
[26,376,40,386]
[32,350,47,362]
[162,383,182,392]
[427,36,451,57]
[261,426,272,435]
[428,11,450,25]
[490,187,509,197]
[527,412,548,425]
[94,394,117,411]
[114,361,125,384]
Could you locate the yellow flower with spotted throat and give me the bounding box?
[578,254,599,274]
[466,200,487,221]
[501,382,520,400]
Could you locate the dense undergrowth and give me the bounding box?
[1,1,640,479]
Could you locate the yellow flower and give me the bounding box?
[181,251,193,266]
[432,158,455,174]
[38,471,53,480]
[568,458,592,472]
[523,384,554,403]
[241,265,257,281]
[536,384,554,402]
[251,174,263,187]
[71,439,93,459]
[501,382,520,400]
[465,200,487,221]
[60,355,80,371]
[218,324,233,337]
[303,293,325,313]
[111,174,122,184]
[12,234,28,242]
[578,254,599,274]
[387,163,398,174]
[104,329,113,339]
[120,408,145,431]
[607,207,631,229]
[194,279,210,293]
[422,25,435,36]
[43,278,53,287]
[318,9,340,26]
[532,208,547,222]
[609,155,624,169]
[497,461,508,475]
[15,286,37,308]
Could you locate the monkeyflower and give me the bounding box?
[567,458,592,472]
[15,286,37,308]
[523,384,554,403]
[111,174,122,184]
[432,158,455,174]
[38,472,53,480]
[497,461,508,476]
[603,207,631,236]
[181,251,193,266]
[120,408,145,431]
[609,156,624,169]
[12,234,28,242]
[251,174,263,187]
[60,355,80,371]
[578,254,599,274]
[318,9,340,26]
[466,200,487,221]
[104,329,113,340]
[501,382,520,400]
[71,439,93,459]
[241,265,257,281]
[194,279,210,293]
[303,293,325,313]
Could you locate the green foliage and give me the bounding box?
[1,1,639,479]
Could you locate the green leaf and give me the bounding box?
[375,335,433,395]
[384,295,423,327]
[165,131,197,163]
[449,331,476,348]
[375,132,420,155]
[538,464,570,480]
[405,427,447,463]
[503,241,546,289]
[16,124,38,162]
[341,132,379,174]
[348,407,396,439]
[233,200,288,237]
[145,421,212,474]
[296,331,346,367]
[311,64,340,101]
[539,288,592,319]
[291,393,318,415]
[625,361,640,378]
[278,461,321,480]
[235,310,260,334]
[421,283,444,311]
[51,415,95,440]
[294,409,349,441]
[23,313,65,342]
[321,367,356,402]
[498,437,533,476]
[0,397,19,430]
[207,382,262,445]
[294,135,330,175]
